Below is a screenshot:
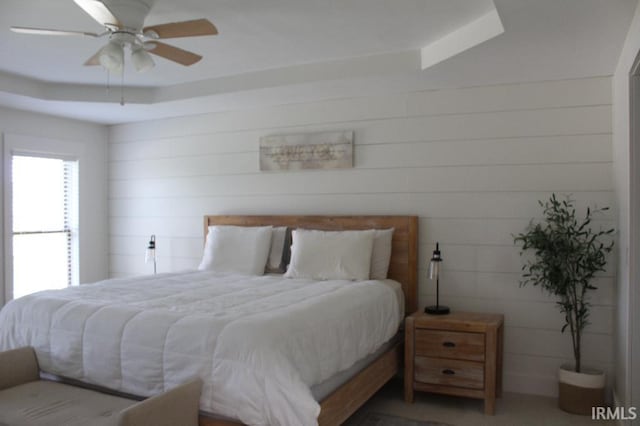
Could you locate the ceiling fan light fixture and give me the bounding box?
[12,2,218,74]
[131,46,155,72]
[98,41,124,72]
[143,29,159,39]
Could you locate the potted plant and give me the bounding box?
[514,194,614,415]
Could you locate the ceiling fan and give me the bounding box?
[10,0,218,73]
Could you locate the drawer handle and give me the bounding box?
[442,369,455,375]
[442,341,456,348]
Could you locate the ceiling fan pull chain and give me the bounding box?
[120,65,125,106]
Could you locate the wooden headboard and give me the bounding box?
[204,215,418,315]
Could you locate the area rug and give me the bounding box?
[345,412,453,426]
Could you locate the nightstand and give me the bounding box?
[404,311,504,415]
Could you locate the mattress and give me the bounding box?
[0,270,403,426]
[310,331,401,401]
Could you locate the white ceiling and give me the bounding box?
[0,0,637,124]
[0,0,495,86]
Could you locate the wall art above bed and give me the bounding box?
[259,130,353,171]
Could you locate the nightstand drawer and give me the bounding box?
[414,356,484,389]
[415,329,485,362]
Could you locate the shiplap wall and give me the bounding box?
[108,76,614,398]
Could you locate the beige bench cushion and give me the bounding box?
[0,347,201,426]
[0,380,135,426]
[0,347,39,391]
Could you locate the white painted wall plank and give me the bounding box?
[109,191,614,220]
[109,134,611,181]
[111,79,610,145]
[110,152,257,180]
[109,94,408,142]
[367,106,611,144]
[109,132,261,161]
[407,77,611,116]
[109,162,610,199]
[111,105,611,149]
[356,135,612,168]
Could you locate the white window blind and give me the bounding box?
[11,155,79,299]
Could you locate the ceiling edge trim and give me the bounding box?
[420,5,504,70]
[0,50,421,105]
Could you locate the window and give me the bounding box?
[11,155,79,299]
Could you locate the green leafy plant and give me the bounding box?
[514,194,614,373]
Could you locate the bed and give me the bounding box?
[199,215,418,426]
[0,215,418,426]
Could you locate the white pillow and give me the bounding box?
[284,229,375,281]
[198,225,273,275]
[266,226,290,273]
[370,228,395,279]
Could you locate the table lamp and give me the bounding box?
[425,242,449,315]
[145,234,156,274]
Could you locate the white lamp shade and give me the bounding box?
[99,41,124,73]
[131,47,155,73]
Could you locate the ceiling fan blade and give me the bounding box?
[147,42,202,66]
[73,0,121,28]
[11,26,100,37]
[83,49,102,66]
[143,19,217,39]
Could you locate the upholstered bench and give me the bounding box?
[0,347,202,426]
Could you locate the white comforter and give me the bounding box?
[0,271,403,426]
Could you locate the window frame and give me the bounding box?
[2,138,82,305]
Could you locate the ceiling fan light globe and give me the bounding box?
[98,41,124,73]
[131,47,155,73]
[143,29,159,40]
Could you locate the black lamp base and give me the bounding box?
[425,305,450,315]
